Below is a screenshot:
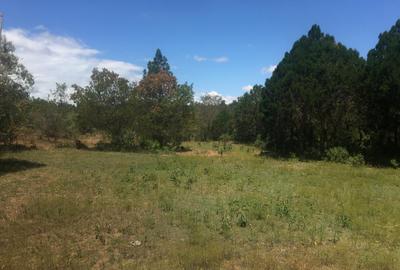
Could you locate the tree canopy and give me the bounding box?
[261,25,365,156]
[0,36,34,144]
[365,19,400,154]
[145,49,172,76]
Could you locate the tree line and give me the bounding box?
[1,20,399,163]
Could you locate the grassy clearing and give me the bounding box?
[0,142,399,269]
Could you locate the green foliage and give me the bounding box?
[365,19,400,155]
[261,25,365,157]
[347,154,365,167]
[134,69,194,147]
[325,147,351,163]
[145,48,171,76]
[233,85,264,143]
[325,147,365,166]
[0,36,34,144]
[194,93,229,141]
[71,68,135,147]
[213,134,233,156]
[28,83,77,141]
[390,159,399,169]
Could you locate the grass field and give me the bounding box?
[0,142,399,269]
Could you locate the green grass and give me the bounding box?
[0,142,399,269]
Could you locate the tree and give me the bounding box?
[0,36,34,145]
[71,68,135,146]
[233,85,264,143]
[50,82,69,105]
[365,19,400,155]
[261,25,365,157]
[134,70,194,147]
[29,83,77,141]
[144,49,171,76]
[210,106,234,140]
[194,94,226,141]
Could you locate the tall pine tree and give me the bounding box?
[261,25,365,156]
[365,19,400,155]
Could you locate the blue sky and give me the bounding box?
[2,0,399,100]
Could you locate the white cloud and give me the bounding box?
[196,90,237,104]
[242,85,253,92]
[261,65,277,75]
[214,56,229,63]
[193,55,207,62]
[193,55,229,63]
[4,28,143,98]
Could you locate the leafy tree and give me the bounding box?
[71,68,135,146]
[213,134,233,156]
[365,19,400,155]
[134,70,194,147]
[210,106,234,140]
[194,94,226,141]
[0,36,34,144]
[261,25,365,157]
[29,83,77,141]
[50,82,69,105]
[233,85,264,143]
[144,49,171,76]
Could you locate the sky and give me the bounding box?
[1,0,399,101]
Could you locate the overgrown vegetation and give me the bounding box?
[1,142,399,269]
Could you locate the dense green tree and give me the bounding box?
[144,49,171,76]
[71,68,134,146]
[233,85,264,143]
[134,70,194,147]
[261,25,365,156]
[210,105,234,140]
[365,19,400,155]
[28,83,77,141]
[194,94,226,141]
[0,36,34,145]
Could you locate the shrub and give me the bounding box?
[347,154,365,166]
[254,134,265,149]
[214,134,233,156]
[325,147,350,163]
[325,147,366,167]
[390,159,399,169]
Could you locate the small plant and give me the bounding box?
[289,152,299,161]
[184,176,196,190]
[228,198,250,228]
[214,134,233,157]
[158,192,174,212]
[348,154,365,166]
[170,168,184,187]
[390,159,399,169]
[220,212,232,238]
[254,134,265,149]
[325,147,350,163]
[337,214,352,229]
[236,210,248,227]
[275,199,290,218]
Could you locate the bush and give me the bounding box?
[214,134,233,156]
[325,147,365,167]
[390,159,399,169]
[254,135,265,149]
[325,147,350,163]
[348,154,365,166]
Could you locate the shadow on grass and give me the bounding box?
[0,159,46,176]
[0,144,37,152]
